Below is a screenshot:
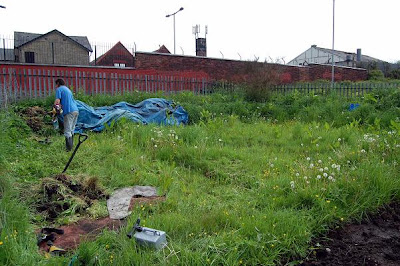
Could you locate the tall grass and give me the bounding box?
[0,87,399,265]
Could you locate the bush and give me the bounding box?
[368,70,385,81]
[241,62,281,102]
[388,69,400,80]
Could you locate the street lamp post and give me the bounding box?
[166,7,184,54]
[331,0,335,88]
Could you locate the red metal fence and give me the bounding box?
[0,64,213,107]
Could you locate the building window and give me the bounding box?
[25,52,35,63]
[114,63,126,68]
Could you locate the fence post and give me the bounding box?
[95,72,98,95]
[0,68,4,108]
[38,69,42,98]
[2,39,5,61]
[28,69,32,99]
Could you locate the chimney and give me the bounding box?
[196,38,207,57]
[356,48,362,62]
[311,44,317,48]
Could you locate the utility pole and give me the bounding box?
[166,7,184,54]
[331,0,335,88]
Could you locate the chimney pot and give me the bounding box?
[357,48,362,62]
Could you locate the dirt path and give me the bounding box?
[300,202,400,266]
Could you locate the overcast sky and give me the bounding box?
[0,0,399,63]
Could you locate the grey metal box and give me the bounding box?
[134,227,167,249]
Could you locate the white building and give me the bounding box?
[288,45,382,68]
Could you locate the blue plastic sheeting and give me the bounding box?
[73,98,189,132]
[349,103,360,111]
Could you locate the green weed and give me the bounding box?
[0,87,400,265]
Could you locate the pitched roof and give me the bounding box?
[93,41,133,65]
[153,45,171,54]
[14,29,93,52]
[313,46,383,63]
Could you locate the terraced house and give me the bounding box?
[14,29,93,65]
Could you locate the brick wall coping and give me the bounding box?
[135,51,309,68]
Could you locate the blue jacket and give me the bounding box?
[56,86,78,115]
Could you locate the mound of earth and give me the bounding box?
[35,174,108,221]
[299,202,400,266]
[20,106,48,132]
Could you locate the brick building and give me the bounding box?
[92,41,134,67]
[153,45,171,54]
[14,29,92,65]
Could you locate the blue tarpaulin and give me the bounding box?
[71,98,188,132]
[349,103,360,111]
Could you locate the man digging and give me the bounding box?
[54,78,79,151]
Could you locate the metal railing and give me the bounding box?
[274,82,400,97]
[2,64,399,108]
[0,65,220,108]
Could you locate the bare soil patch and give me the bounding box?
[20,106,48,132]
[299,202,400,266]
[38,218,125,251]
[129,195,166,209]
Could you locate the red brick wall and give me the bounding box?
[134,52,368,84]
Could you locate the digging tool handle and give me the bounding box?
[127,218,142,239]
[62,133,88,173]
